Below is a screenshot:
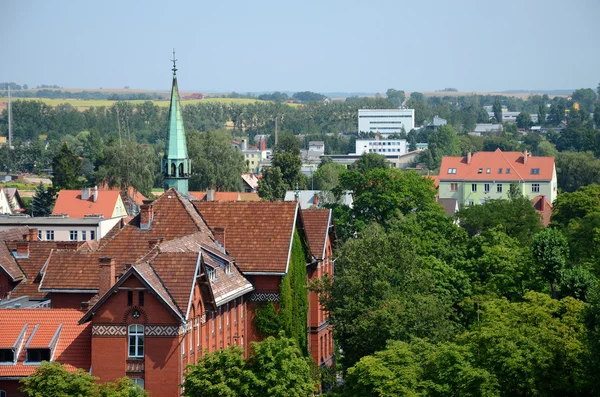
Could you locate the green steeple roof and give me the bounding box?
[164,72,188,160]
[163,51,191,196]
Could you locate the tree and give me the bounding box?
[20,361,147,397]
[258,166,287,200]
[311,162,345,191]
[291,91,325,102]
[531,228,569,298]
[187,129,245,191]
[182,346,255,397]
[386,89,405,107]
[556,152,600,192]
[492,99,502,123]
[32,182,55,217]
[420,124,460,169]
[95,141,157,197]
[538,102,547,126]
[271,134,306,190]
[52,143,82,191]
[515,112,532,129]
[351,152,389,173]
[248,335,319,397]
[571,88,597,113]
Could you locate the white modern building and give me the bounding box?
[358,109,415,136]
[354,138,407,155]
[0,215,123,241]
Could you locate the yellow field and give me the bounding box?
[0,96,269,109]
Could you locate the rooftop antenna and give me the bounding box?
[171,48,177,75]
[8,85,13,149]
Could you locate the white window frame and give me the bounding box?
[484,183,490,193]
[69,230,78,241]
[82,230,87,241]
[532,183,540,193]
[37,230,42,240]
[46,230,54,241]
[225,263,232,275]
[128,324,144,358]
[207,267,216,281]
[468,199,474,206]
[497,184,503,193]
[471,184,477,193]
[90,230,96,240]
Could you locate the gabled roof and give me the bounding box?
[0,227,31,283]
[439,149,555,182]
[195,201,299,273]
[52,190,122,218]
[7,241,64,299]
[533,195,553,226]
[0,309,91,378]
[302,209,332,259]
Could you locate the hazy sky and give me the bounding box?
[2,0,599,93]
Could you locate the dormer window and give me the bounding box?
[478,168,483,174]
[447,168,457,174]
[0,349,15,363]
[531,168,540,175]
[225,263,232,276]
[207,267,216,281]
[26,348,51,362]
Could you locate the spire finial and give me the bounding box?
[171,48,178,75]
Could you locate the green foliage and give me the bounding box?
[556,151,600,192]
[248,334,319,396]
[182,346,255,397]
[271,134,306,190]
[311,162,346,191]
[532,228,569,298]
[254,302,282,338]
[516,111,532,129]
[492,99,502,123]
[457,196,543,244]
[20,361,148,397]
[32,181,55,216]
[420,124,461,169]
[257,166,287,200]
[386,88,405,107]
[187,129,245,191]
[351,153,389,173]
[51,143,83,191]
[571,88,597,112]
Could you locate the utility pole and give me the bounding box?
[8,85,13,149]
[274,116,278,146]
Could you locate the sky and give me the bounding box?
[1,0,599,94]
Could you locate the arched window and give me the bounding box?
[178,162,184,177]
[171,163,176,177]
[128,324,144,358]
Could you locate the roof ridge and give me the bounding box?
[497,149,525,181]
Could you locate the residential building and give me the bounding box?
[488,111,539,124]
[438,149,557,207]
[4,188,25,214]
[241,173,258,192]
[0,216,120,241]
[0,188,12,215]
[53,187,128,218]
[354,138,407,155]
[358,109,415,136]
[308,141,325,155]
[473,123,503,135]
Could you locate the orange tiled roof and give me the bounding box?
[424,175,440,189]
[439,149,555,182]
[97,182,147,206]
[239,192,260,201]
[52,190,122,218]
[533,195,553,227]
[195,201,298,273]
[7,241,63,299]
[302,209,331,259]
[189,192,250,201]
[0,309,91,378]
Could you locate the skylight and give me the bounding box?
[531,168,540,175]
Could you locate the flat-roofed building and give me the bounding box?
[358,109,415,136]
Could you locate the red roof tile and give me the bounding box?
[0,309,91,378]
[302,209,331,259]
[52,190,122,218]
[0,242,24,282]
[7,242,63,299]
[195,201,298,273]
[440,149,555,182]
[533,195,553,227]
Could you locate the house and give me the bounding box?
[4,189,25,214]
[438,149,557,207]
[0,188,13,215]
[97,183,147,216]
[0,215,123,241]
[53,187,128,218]
[358,109,415,135]
[0,309,92,396]
[354,138,407,156]
[241,173,259,192]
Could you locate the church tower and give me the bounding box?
[163,50,191,195]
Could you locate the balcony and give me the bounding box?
[126,359,145,373]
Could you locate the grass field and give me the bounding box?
[0,96,269,109]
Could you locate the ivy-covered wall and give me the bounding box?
[254,229,309,355]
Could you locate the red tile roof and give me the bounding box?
[0,309,91,378]
[52,190,122,218]
[0,242,24,282]
[302,209,331,259]
[7,242,63,299]
[439,149,555,182]
[533,195,553,226]
[195,201,298,273]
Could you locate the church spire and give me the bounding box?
[163,49,191,195]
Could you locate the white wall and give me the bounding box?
[358,109,415,135]
[355,139,407,155]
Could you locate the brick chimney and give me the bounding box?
[540,195,546,212]
[15,241,29,258]
[28,228,38,241]
[467,152,472,164]
[140,200,154,230]
[523,149,528,164]
[313,193,319,207]
[213,227,226,249]
[98,257,116,297]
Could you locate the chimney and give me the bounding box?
[467,152,472,164]
[81,187,91,201]
[523,149,528,164]
[98,257,116,297]
[313,192,319,207]
[213,227,226,249]
[92,186,99,203]
[15,241,29,258]
[540,195,546,212]
[140,200,154,230]
[241,139,247,151]
[259,138,266,151]
[28,228,38,241]
[207,189,216,201]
